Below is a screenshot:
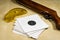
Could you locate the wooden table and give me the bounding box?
[0,0,60,40]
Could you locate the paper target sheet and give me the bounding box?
[13,14,49,39]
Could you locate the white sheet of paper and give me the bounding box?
[13,28,45,39]
[16,14,48,33]
[13,29,27,36]
[13,14,49,39]
[27,29,45,39]
[13,21,24,33]
[14,20,45,35]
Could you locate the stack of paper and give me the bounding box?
[13,14,49,39]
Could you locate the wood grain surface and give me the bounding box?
[0,0,60,40]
